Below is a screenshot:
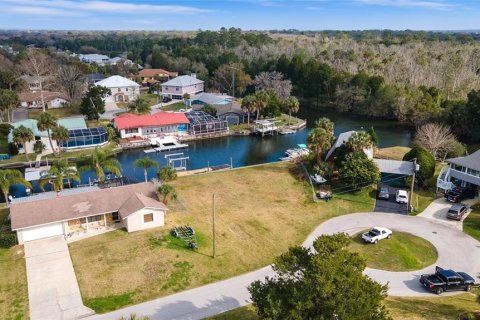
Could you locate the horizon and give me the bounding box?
[0,0,479,31]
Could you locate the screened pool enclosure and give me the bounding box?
[185,111,229,136]
[60,127,108,149]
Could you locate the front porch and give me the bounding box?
[65,212,122,243]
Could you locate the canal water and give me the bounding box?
[12,108,413,197]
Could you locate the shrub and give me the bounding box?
[33,141,45,154]
[0,232,17,248]
[7,142,18,156]
[403,144,435,186]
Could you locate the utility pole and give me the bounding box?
[232,68,235,98]
[409,158,417,213]
[212,193,216,258]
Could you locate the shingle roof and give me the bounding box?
[96,75,140,88]
[18,91,69,103]
[118,193,164,219]
[139,68,178,78]
[10,182,166,230]
[162,75,203,87]
[113,112,189,130]
[448,149,480,172]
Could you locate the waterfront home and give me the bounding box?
[8,116,108,153]
[95,75,140,103]
[10,182,167,244]
[18,91,69,109]
[138,68,178,85]
[161,74,204,100]
[113,112,189,139]
[185,111,229,137]
[325,130,374,160]
[191,92,247,125]
[437,150,480,196]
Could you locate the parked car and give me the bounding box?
[447,204,469,220]
[419,266,475,294]
[396,190,408,204]
[162,97,172,103]
[377,186,390,200]
[444,187,476,203]
[361,227,392,244]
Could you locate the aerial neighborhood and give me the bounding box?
[0,5,480,320]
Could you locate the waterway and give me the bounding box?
[12,108,414,197]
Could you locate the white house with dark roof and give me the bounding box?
[10,182,167,244]
[437,149,480,195]
[95,75,140,103]
[161,74,204,100]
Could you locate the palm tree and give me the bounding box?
[307,127,332,164]
[254,90,269,120]
[283,96,300,124]
[128,97,151,114]
[156,184,177,204]
[314,117,334,137]
[51,125,69,152]
[78,147,122,183]
[157,165,177,183]
[241,95,256,126]
[39,159,80,192]
[134,156,159,182]
[12,125,34,160]
[346,131,373,153]
[0,169,31,207]
[182,92,191,106]
[37,112,58,154]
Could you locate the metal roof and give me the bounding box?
[373,159,415,175]
[57,116,87,130]
[96,75,140,88]
[192,92,233,105]
[447,150,480,172]
[162,75,204,87]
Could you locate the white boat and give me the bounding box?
[310,174,327,184]
[150,136,189,152]
[143,149,157,154]
[279,129,296,135]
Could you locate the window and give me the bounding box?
[143,213,154,223]
[126,88,129,92]
[80,215,103,224]
[118,88,121,92]
[175,87,179,91]
[112,212,120,222]
[125,128,139,134]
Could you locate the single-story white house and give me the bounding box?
[95,75,140,103]
[10,182,167,244]
[161,74,204,100]
[113,112,190,139]
[325,130,374,161]
[18,91,69,109]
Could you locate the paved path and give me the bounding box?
[88,212,480,320]
[24,236,94,320]
[418,197,479,230]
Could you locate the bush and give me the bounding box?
[8,142,18,156]
[446,140,467,159]
[33,141,45,154]
[0,232,17,248]
[403,144,435,186]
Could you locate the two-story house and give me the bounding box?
[95,75,140,103]
[437,150,480,197]
[161,74,204,100]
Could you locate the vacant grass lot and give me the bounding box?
[349,231,438,271]
[69,162,375,312]
[207,291,480,320]
[464,204,480,241]
[28,105,81,120]
[375,146,411,161]
[0,207,29,320]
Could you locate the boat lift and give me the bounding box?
[165,153,189,171]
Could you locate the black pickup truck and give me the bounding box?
[419,266,475,294]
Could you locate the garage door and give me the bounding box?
[21,223,64,242]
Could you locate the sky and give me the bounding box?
[0,0,479,31]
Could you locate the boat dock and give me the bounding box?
[143,136,189,153]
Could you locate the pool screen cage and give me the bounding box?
[185,111,229,136]
[61,127,108,149]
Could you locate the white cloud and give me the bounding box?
[6,5,85,16]
[353,0,455,10]
[0,0,212,16]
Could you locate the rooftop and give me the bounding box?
[447,149,480,172]
[162,75,204,87]
[96,75,140,88]
[139,68,178,78]
[373,159,415,176]
[192,92,233,106]
[113,112,189,130]
[18,91,69,103]
[10,182,166,230]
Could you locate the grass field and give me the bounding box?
[375,146,411,161]
[69,162,375,312]
[0,207,29,320]
[161,101,186,111]
[464,204,480,242]
[207,291,480,320]
[349,231,438,271]
[28,106,82,120]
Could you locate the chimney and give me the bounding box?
[191,73,196,79]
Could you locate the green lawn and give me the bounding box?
[141,93,160,107]
[375,146,411,161]
[28,105,82,120]
[69,162,375,313]
[349,231,438,271]
[161,101,186,111]
[464,204,480,241]
[0,207,29,320]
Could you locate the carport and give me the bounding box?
[373,159,416,214]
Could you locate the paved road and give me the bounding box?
[88,212,480,320]
[24,236,94,320]
[418,197,479,230]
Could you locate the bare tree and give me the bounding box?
[55,64,85,102]
[414,123,456,160]
[212,63,251,97]
[18,49,53,112]
[253,71,292,101]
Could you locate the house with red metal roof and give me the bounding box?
[113,112,189,138]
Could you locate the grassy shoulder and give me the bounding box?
[464,204,480,241]
[349,231,438,271]
[0,207,29,320]
[207,292,480,320]
[69,162,375,313]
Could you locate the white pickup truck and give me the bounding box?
[361,227,392,244]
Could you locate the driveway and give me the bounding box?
[418,197,479,230]
[374,185,408,214]
[24,236,94,320]
[12,107,28,122]
[88,212,480,320]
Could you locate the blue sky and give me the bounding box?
[0,0,479,31]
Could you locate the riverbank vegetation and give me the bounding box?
[69,162,375,312]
